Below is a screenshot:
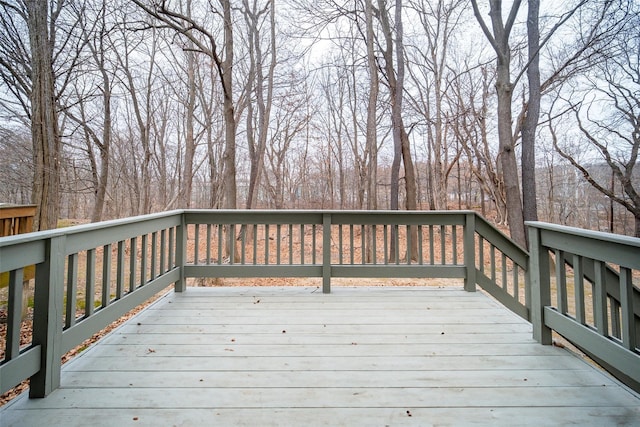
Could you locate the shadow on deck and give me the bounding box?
[2,285,639,427]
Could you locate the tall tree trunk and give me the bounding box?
[471,0,526,247]
[181,1,197,208]
[522,0,541,228]
[93,77,111,222]
[181,54,196,208]
[378,0,401,261]
[378,0,401,214]
[219,0,238,260]
[244,0,275,210]
[378,0,418,259]
[395,0,418,259]
[90,4,112,222]
[496,63,525,246]
[26,0,60,231]
[221,0,237,211]
[365,0,379,261]
[432,83,446,209]
[394,0,416,214]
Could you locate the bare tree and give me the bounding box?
[377,0,416,214]
[520,0,539,224]
[471,0,617,245]
[0,0,79,229]
[132,0,238,210]
[319,65,348,209]
[519,0,603,226]
[376,0,418,259]
[194,56,225,208]
[448,64,507,221]
[550,8,640,236]
[181,0,197,208]
[27,0,63,229]
[406,0,466,210]
[63,0,117,222]
[150,84,179,210]
[114,21,159,214]
[364,0,379,212]
[242,0,276,210]
[288,0,380,211]
[470,0,526,246]
[0,127,32,203]
[263,77,309,209]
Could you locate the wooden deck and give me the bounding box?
[2,285,639,426]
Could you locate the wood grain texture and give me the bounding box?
[2,286,639,427]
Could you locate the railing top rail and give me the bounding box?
[0,209,480,248]
[0,210,184,248]
[476,214,528,261]
[182,209,476,225]
[526,221,640,248]
[0,204,37,220]
[183,208,476,215]
[527,221,640,270]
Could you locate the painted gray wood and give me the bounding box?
[0,210,529,397]
[2,287,639,427]
[527,221,640,392]
[3,407,640,427]
[2,211,637,402]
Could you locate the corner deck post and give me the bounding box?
[322,213,331,293]
[174,211,187,292]
[528,224,552,345]
[30,236,65,398]
[464,212,476,292]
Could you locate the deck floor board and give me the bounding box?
[2,286,639,426]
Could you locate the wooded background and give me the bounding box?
[0,0,638,243]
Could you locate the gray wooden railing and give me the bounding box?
[0,209,531,399]
[0,211,182,397]
[528,221,640,392]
